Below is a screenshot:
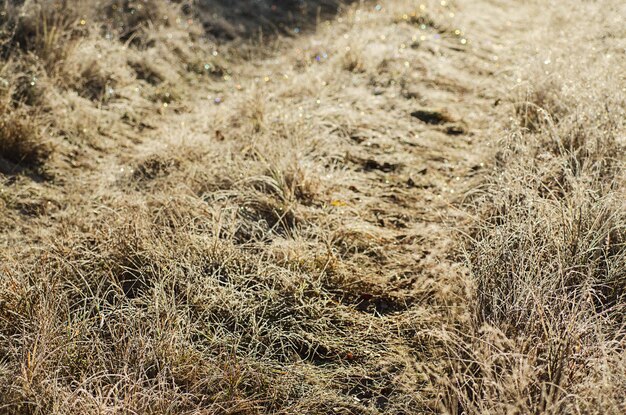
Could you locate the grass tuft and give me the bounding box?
[0,108,50,169]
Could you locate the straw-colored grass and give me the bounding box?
[1,0,624,414]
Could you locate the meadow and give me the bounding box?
[1,0,624,413]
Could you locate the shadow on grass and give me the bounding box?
[194,0,358,40]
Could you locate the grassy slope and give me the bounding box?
[446,1,626,412]
[1,0,625,414]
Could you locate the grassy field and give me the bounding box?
[1,0,624,413]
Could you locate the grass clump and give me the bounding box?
[444,4,626,410]
[102,0,180,45]
[0,0,202,175]
[0,0,84,65]
[0,108,50,169]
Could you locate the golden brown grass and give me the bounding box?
[1,0,625,414]
[440,1,626,413]
[0,108,50,168]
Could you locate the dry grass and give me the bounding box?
[1,0,625,414]
[0,107,50,168]
[441,1,626,413]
